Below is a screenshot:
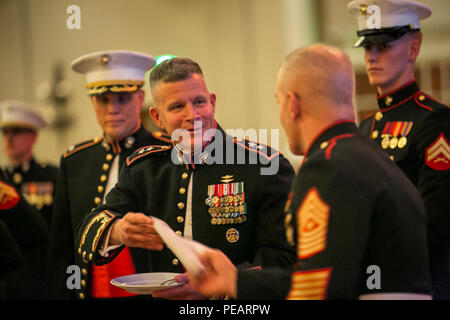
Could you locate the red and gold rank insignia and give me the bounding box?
[0,180,20,210]
[297,188,329,259]
[425,133,450,171]
[287,267,332,300]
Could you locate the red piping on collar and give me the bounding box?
[325,133,355,159]
[376,79,417,100]
[303,120,355,159]
[379,94,416,112]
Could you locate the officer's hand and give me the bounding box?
[188,248,238,299]
[152,273,206,300]
[109,212,164,251]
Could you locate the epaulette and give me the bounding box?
[126,144,172,166]
[152,131,173,144]
[233,138,281,161]
[415,92,449,112]
[63,137,102,158]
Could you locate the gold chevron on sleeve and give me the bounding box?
[297,187,330,259]
[287,267,332,300]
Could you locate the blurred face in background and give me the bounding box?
[2,128,37,165]
[90,90,144,141]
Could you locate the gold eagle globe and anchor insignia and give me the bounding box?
[226,228,240,243]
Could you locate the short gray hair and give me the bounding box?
[149,57,203,90]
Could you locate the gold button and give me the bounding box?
[179,187,186,195]
[82,251,86,258]
[320,141,328,149]
[97,185,104,193]
[13,173,22,184]
[419,95,426,101]
[390,155,395,160]
[102,163,110,171]
[181,172,189,180]
[178,202,185,210]
[78,248,81,254]
[89,253,93,261]
[106,154,113,161]
[82,268,87,275]
[372,130,378,139]
[94,197,101,205]
[385,96,393,106]
[172,258,179,266]
[175,230,182,236]
[177,216,184,223]
[100,175,107,182]
[375,112,383,121]
[81,280,86,287]
[79,293,85,299]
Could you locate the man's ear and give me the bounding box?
[209,93,216,114]
[287,91,300,120]
[408,33,422,61]
[149,106,164,130]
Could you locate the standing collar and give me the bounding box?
[376,80,420,111]
[173,121,223,170]
[7,157,33,173]
[102,125,145,154]
[304,121,357,160]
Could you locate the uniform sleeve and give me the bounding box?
[75,165,140,266]
[0,180,49,251]
[237,266,293,300]
[48,157,77,299]
[0,220,24,276]
[415,109,450,248]
[250,155,296,268]
[286,157,373,300]
[415,109,450,297]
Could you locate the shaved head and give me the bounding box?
[279,44,355,114]
[276,44,356,155]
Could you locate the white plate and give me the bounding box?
[110,272,184,295]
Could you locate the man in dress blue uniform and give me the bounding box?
[348,0,450,299]
[187,44,431,300]
[1,101,57,226]
[0,101,56,299]
[1,169,50,299]
[49,50,169,300]
[75,57,296,300]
